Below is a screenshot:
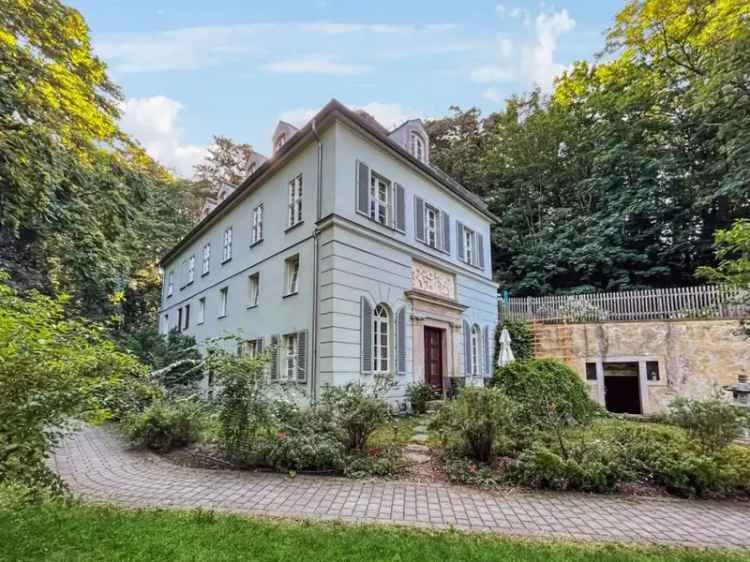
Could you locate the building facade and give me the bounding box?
[160,100,499,405]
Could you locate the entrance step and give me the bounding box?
[425,400,444,413]
[404,444,431,464]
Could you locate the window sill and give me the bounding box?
[201,271,209,277]
[250,239,263,248]
[221,258,232,265]
[186,281,194,287]
[246,303,259,310]
[282,291,299,299]
[285,221,304,233]
[218,315,227,320]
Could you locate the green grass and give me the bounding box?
[368,415,425,448]
[0,502,745,562]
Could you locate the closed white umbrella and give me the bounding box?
[497,328,515,367]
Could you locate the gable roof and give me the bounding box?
[160,99,498,267]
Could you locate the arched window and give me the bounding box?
[372,304,390,373]
[471,324,481,375]
[411,132,425,162]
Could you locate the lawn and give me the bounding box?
[0,502,745,562]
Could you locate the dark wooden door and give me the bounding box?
[424,327,443,392]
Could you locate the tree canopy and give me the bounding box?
[427,0,750,296]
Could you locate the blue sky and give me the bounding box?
[69,0,624,177]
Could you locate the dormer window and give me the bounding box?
[411,132,426,162]
[248,162,257,175]
[275,133,286,152]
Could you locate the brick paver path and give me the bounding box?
[52,426,750,549]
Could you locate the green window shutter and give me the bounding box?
[356,161,370,216]
[456,221,464,262]
[463,319,471,375]
[361,297,372,374]
[441,211,451,254]
[395,183,406,232]
[483,326,491,376]
[414,196,425,242]
[396,306,407,376]
[297,330,307,383]
[270,335,280,380]
[476,233,485,269]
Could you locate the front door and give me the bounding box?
[424,327,444,393]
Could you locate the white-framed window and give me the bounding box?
[162,313,169,334]
[248,273,260,307]
[167,271,174,296]
[411,131,426,162]
[251,204,263,245]
[219,287,228,318]
[369,171,391,226]
[275,133,286,152]
[198,297,206,324]
[202,244,210,275]
[287,175,303,228]
[463,226,475,264]
[183,303,190,330]
[222,227,233,262]
[187,255,195,284]
[284,333,299,381]
[372,304,390,373]
[425,204,439,248]
[285,255,299,296]
[470,324,481,376]
[245,339,259,358]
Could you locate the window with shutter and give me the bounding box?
[463,319,471,375]
[483,326,491,376]
[456,221,464,262]
[396,306,406,375]
[395,184,406,232]
[297,330,307,383]
[361,297,373,374]
[477,233,485,269]
[356,161,370,216]
[270,335,280,380]
[441,211,451,254]
[414,196,425,242]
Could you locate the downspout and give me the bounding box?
[311,118,323,402]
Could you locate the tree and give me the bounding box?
[194,135,258,188]
[0,274,146,488]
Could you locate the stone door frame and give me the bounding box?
[406,289,467,396]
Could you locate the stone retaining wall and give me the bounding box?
[532,319,749,415]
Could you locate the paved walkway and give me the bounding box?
[52,426,750,550]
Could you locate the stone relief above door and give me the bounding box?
[411,261,456,300]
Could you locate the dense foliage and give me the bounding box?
[123,399,204,452]
[405,382,439,414]
[427,0,750,296]
[0,276,145,488]
[667,397,749,454]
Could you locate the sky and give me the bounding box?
[69,0,624,178]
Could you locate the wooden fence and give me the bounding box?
[499,285,748,324]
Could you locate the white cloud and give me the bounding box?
[470,8,575,91]
[262,55,372,75]
[280,101,418,131]
[524,9,576,90]
[482,89,503,103]
[119,96,207,178]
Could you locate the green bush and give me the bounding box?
[405,383,438,414]
[667,397,748,453]
[492,358,597,429]
[0,275,147,490]
[208,348,273,460]
[319,380,393,453]
[431,387,514,462]
[443,457,500,489]
[343,446,403,478]
[513,419,750,498]
[496,318,533,361]
[123,399,204,452]
[266,430,345,473]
